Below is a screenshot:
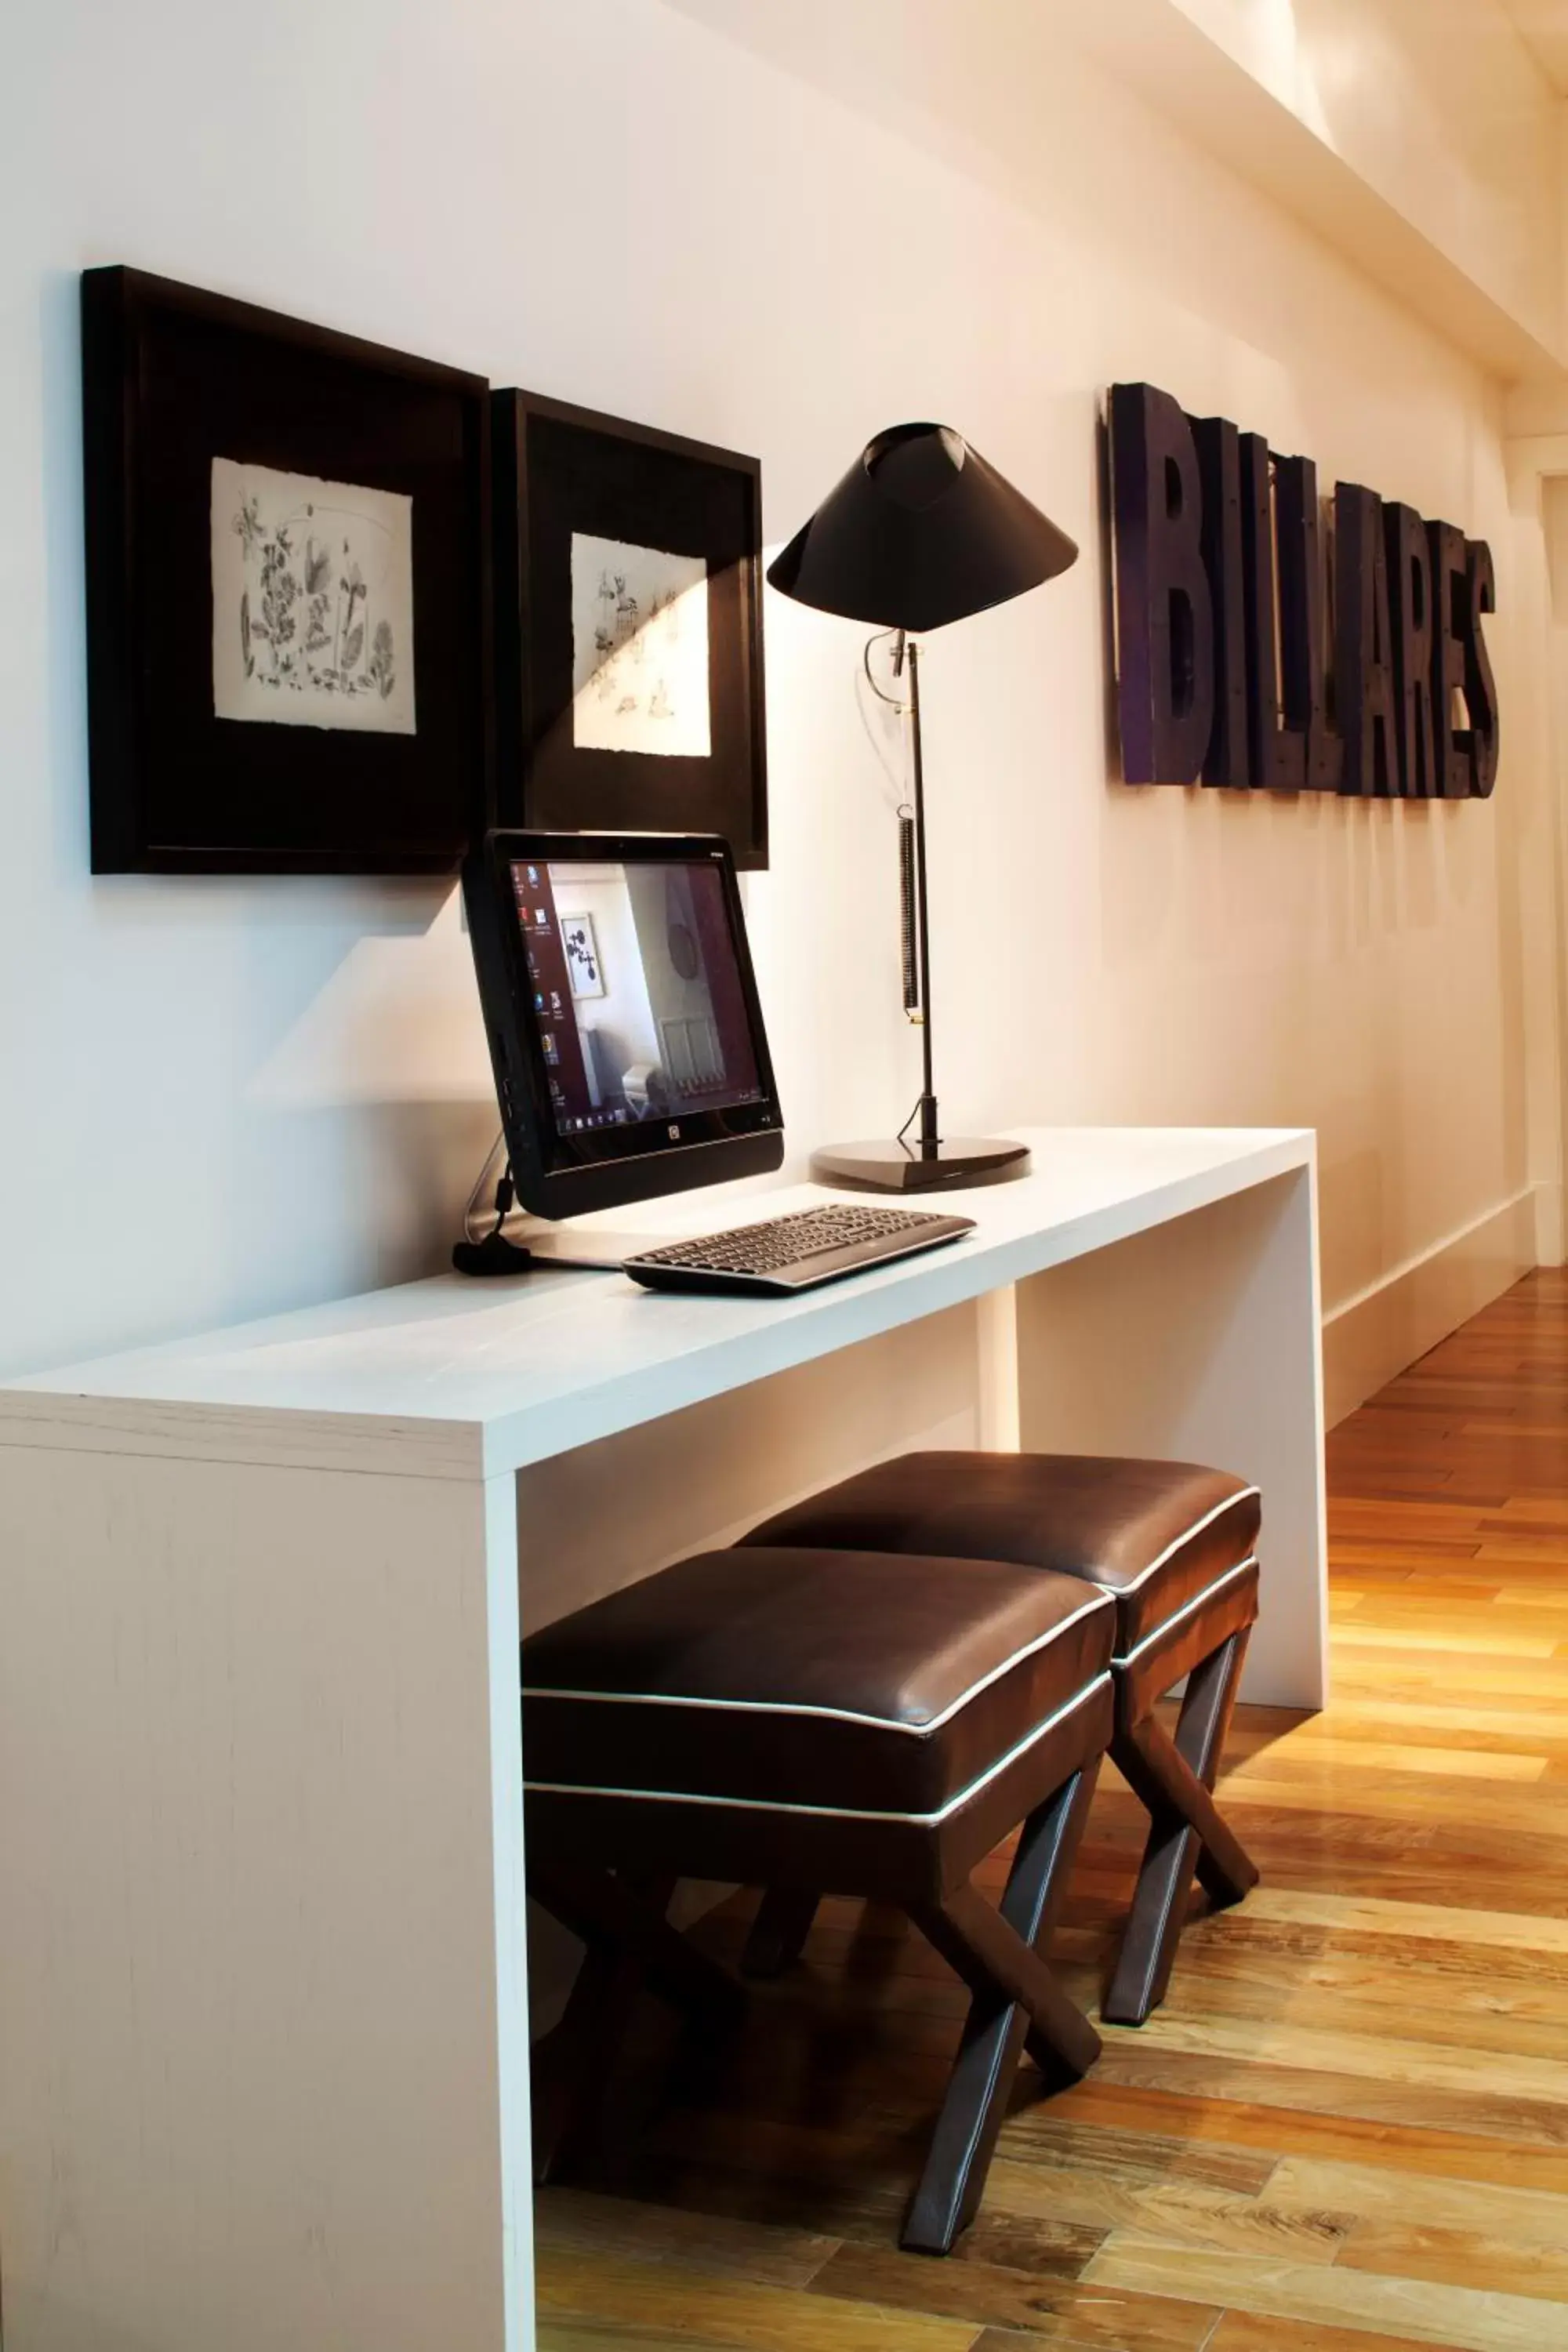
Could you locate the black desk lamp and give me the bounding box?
[769,423,1078,1192]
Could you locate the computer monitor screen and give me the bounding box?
[464,829,784,1219]
[515,854,764,1137]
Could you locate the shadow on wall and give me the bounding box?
[338,1098,500,1286]
[249,884,492,1106]
[235,882,499,1286]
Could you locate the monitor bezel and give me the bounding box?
[463,827,785,1221]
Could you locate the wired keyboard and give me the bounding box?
[624,1202,975,1296]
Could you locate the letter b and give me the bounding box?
[1110,383,1215,785]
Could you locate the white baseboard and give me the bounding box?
[1322,1186,1541,1428]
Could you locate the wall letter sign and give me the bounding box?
[1108,383,1498,798]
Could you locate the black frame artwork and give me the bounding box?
[82,267,492,873]
[492,389,768,868]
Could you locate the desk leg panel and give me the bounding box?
[0,1447,531,2352]
[1014,1164,1328,1710]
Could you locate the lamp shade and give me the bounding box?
[767,422,1078,633]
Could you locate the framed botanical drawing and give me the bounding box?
[82,267,492,873]
[492,389,768,868]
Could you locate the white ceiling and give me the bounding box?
[1502,0,1568,91]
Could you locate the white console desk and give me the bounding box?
[0,1126,1324,2352]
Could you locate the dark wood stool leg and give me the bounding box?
[902,1763,1102,2256]
[1191,1627,1258,1907]
[531,1874,677,2184]
[530,1859,748,2026]
[742,1886,821,1980]
[1104,1626,1256,2027]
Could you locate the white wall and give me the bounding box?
[1163,0,1566,355]
[0,0,1557,1396]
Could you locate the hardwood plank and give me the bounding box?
[1236,1889,1568,1952]
[1225,1738,1548,1783]
[1140,1958,1568,2055]
[535,2249,982,2350]
[1218,1766,1557,1820]
[1173,1918,1568,1995]
[1486,1497,1568,1526]
[533,2187,837,2289]
[977,2155,1352,2263]
[1326,1501,1493,1535]
[1307,1652,1568,1700]
[627,2151,1105,2277]
[1206,2316,1470,2352]
[1240,1700,1568,1752]
[539,2329,759,2352]
[1087,2038,1568,2147]
[1018,2078,1568,2188]
[960,2112,1276,2197]
[1327,1621,1561,1657]
[808,2241,1218,2350]
[1338,2219,1568,2304]
[1101,2008,1568,2110]
[1269,2154,1568,2249]
[1083,2234,1568,2350]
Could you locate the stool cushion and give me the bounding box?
[523,1547,1115,1824]
[742,1454,1260,1658]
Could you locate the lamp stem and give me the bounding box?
[906,637,940,1152]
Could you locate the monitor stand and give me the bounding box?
[456,1131,691,1276]
[517,1220,675,1271]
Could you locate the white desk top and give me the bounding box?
[0,1127,1312,1481]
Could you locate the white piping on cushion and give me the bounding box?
[1112,1556,1258,1668]
[524,1671,1114,1828]
[1113,1486,1261,1593]
[524,1588,1112,1737]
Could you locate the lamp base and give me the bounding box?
[811,1137,1033,1195]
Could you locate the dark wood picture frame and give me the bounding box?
[82,267,492,874]
[493,389,768,869]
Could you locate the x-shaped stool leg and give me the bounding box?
[1104,1627,1257,2027]
[902,1761,1102,2255]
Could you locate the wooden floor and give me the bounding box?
[535,1270,1568,2351]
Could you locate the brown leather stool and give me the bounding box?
[742,1454,1261,2026]
[522,1544,1116,2253]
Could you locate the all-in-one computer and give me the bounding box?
[462,829,974,1292]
